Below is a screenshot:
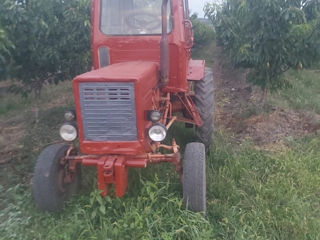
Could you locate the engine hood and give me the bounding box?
[74,61,159,83]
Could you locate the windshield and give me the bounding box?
[101,0,172,35]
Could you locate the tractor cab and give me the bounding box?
[91,0,195,91]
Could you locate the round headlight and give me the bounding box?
[148,124,167,142]
[64,111,75,121]
[150,110,161,122]
[59,124,77,142]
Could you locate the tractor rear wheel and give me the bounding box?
[183,142,206,214]
[194,67,214,148]
[32,143,80,212]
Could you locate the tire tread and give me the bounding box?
[194,68,214,147]
[183,142,206,214]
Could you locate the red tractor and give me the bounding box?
[32,0,214,214]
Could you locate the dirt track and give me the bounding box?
[212,45,320,148]
[0,116,25,164]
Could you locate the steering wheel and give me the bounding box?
[125,11,161,33]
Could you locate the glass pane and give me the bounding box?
[101,0,172,35]
[183,0,189,18]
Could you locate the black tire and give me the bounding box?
[183,142,206,214]
[32,143,80,212]
[195,67,214,148]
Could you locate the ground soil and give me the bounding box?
[0,81,73,164]
[0,80,11,96]
[0,115,25,164]
[212,45,320,149]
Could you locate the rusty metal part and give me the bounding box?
[58,145,79,193]
[60,144,75,165]
[131,152,182,178]
[166,116,177,129]
[58,165,67,193]
[161,93,172,125]
[176,93,203,126]
[157,92,202,128]
[154,138,179,153]
[137,139,182,177]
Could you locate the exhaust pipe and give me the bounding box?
[160,0,169,85]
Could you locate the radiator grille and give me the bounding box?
[79,82,137,141]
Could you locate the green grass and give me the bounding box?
[207,132,320,239]
[0,80,73,117]
[311,61,320,70]
[270,69,320,114]
[1,110,320,239]
[191,41,216,67]
[0,93,32,116]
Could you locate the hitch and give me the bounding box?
[64,139,182,197]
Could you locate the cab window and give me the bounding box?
[182,0,190,19]
[101,0,172,35]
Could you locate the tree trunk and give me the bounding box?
[34,84,42,125]
[258,87,268,111]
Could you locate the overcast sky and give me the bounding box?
[189,0,208,18]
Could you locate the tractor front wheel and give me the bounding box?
[32,143,80,212]
[183,142,206,214]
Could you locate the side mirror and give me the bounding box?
[184,19,193,49]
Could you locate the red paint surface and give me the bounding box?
[73,61,158,155]
[114,157,128,197]
[187,59,205,81]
